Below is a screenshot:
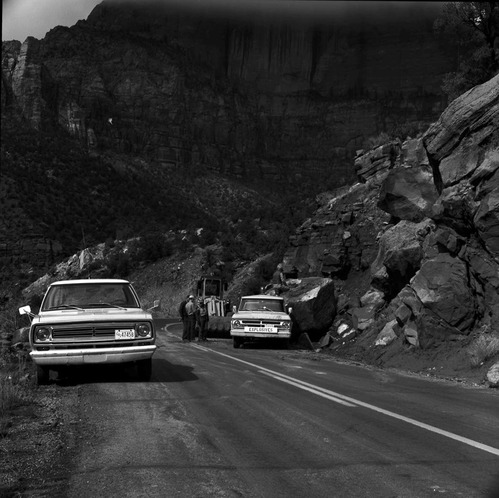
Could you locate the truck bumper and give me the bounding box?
[30,345,156,366]
[230,331,291,339]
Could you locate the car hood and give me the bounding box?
[34,308,153,325]
[232,311,290,321]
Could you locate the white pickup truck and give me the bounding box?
[19,279,158,384]
[230,294,292,348]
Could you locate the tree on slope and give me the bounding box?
[434,2,499,100]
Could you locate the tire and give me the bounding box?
[137,358,152,381]
[36,365,50,385]
[233,337,241,349]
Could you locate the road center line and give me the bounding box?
[191,344,499,457]
[259,371,356,406]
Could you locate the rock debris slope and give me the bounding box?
[281,73,499,385]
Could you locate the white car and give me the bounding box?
[19,279,158,384]
[230,294,292,348]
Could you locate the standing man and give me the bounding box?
[272,263,288,295]
[184,295,197,342]
[196,301,210,342]
[179,295,189,342]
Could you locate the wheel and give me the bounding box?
[233,337,241,349]
[137,358,152,381]
[36,365,50,385]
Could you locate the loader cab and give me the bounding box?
[197,277,227,300]
[196,277,231,317]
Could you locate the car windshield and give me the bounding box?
[41,283,140,311]
[240,299,284,312]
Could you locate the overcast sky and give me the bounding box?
[2,0,442,42]
[2,0,101,41]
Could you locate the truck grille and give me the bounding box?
[239,319,282,327]
[50,322,137,342]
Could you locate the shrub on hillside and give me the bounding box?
[467,331,499,368]
[362,132,391,150]
[238,276,264,297]
[129,233,173,263]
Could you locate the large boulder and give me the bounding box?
[410,253,476,333]
[285,277,336,337]
[370,219,433,295]
[431,182,478,235]
[377,164,439,222]
[400,137,429,168]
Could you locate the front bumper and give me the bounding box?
[230,330,291,339]
[30,345,156,366]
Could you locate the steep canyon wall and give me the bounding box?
[2,1,455,191]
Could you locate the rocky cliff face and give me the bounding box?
[282,72,499,355]
[2,1,455,192]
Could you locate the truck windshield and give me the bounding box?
[241,299,284,312]
[41,283,140,311]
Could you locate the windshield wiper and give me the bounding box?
[48,304,84,311]
[86,302,126,309]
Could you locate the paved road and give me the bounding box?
[65,323,499,497]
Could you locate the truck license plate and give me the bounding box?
[245,327,277,333]
[115,329,135,339]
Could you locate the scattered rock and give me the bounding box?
[486,361,499,388]
[375,319,398,346]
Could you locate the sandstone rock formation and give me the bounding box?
[282,71,499,377]
[2,1,454,192]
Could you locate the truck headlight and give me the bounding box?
[35,327,51,341]
[231,320,241,328]
[136,323,152,337]
[280,321,291,329]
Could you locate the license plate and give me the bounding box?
[245,327,277,333]
[115,329,135,339]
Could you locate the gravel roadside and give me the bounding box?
[0,376,81,497]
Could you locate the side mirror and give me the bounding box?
[147,300,160,311]
[19,305,32,316]
[232,305,237,313]
[287,306,293,314]
[19,305,35,322]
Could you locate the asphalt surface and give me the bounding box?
[63,323,499,497]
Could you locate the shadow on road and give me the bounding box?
[236,341,292,351]
[152,358,198,383]
[50,357,198,385]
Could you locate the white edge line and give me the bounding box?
[190,344,499,457]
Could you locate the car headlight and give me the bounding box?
[231,320,241,328]
[136,323,152,338]
[35,327,51,341]
[280,321,291,329]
